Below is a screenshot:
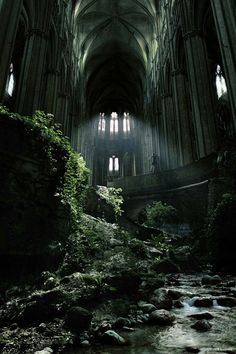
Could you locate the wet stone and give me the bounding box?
[193,298,213,307]
[148,309,175,326]
[101,330,127,345]
[188,312,214,320]
[191,319,212,332]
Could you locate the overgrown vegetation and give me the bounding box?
[138,201,177,228]
[205,193,236,271]
[0,105,89,222]
[96,186,124,217]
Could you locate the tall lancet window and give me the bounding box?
[98,113,105,131]
[6,63,15,96]
[110,112,118,133]
[123,112,131,132]
[109,155,119,172]
[216,64,227,99]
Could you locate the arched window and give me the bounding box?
[109,155,119,172]
[6,63,15,97]
[216,64,227,99]
[110,112,118,133]
[98,113,105,131]
[123,112,130,132]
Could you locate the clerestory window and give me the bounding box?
[216,64,227,99]
[109,155,119,172]
[110,112,118,133]
[6,63,15,97]
[98,113,105,131]
[123,112,130,132]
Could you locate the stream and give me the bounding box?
[66,274,236,354]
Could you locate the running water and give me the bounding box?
[66,274,236,354]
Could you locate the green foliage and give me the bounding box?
[206,193,236,261]
[0,105,89,223]
[97,186,124,216]
[140,201,177,228]
[62,152,89,223]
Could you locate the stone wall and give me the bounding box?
[0,115,71,271]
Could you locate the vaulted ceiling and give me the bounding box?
[74,0,159,115]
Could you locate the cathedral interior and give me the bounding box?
[0,1,236,353]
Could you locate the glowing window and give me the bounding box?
[109,155,119,172]
[6,63,15,97]
[110,112,118,133]
[216,64,227,99]
[123,112,131,132]
[98,113,105,131]
[115,157,119,171]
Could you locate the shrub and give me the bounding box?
[140,201,177,228]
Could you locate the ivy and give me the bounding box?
[96,186,124,217]
[0,105,89,223]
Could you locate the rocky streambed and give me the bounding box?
[66,273,236,354]
[0,215,236,354]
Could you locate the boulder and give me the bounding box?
[193,298,213,307]
[216,297,236,307]
[101,330,127,345]
[148,309,175,325]
[151,289,173,310]
[188,312,214,320]
[64,307,92,333]
[191,319,212,332]
[138,303,157,314]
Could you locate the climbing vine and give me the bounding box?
[0,105,89,223]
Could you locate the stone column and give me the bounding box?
[210,0,236,130]
[183,31,217,158]
[16,0,53,115]
[160,94,170,169]
[172,69,195,164]
[44,70,59,116]
[0,0,23,100]
[56,92,69,133]
[16,28,48,114]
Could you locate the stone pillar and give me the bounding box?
[16,28,48,114]
[183,31,217,158]
[44,70,59,116]
[165,95,178,169]
[16,0,53,115]
[160,94,170,169]
[172,69,195,164]
[210,0,236,130]
[56,93,69,133]
[0,0,23,100]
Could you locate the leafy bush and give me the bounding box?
[140,201,177,228]
[96,186,123,217]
